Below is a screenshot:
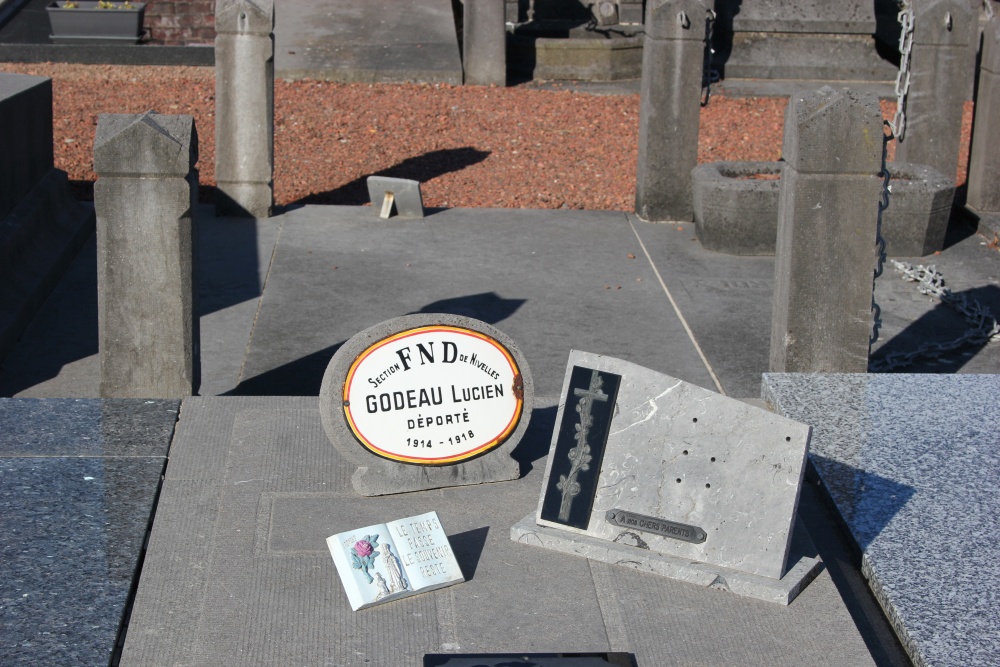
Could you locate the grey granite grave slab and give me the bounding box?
[121,396,880,666]
[319,313,533,495]
[0,398,178,666]
[763,373,1000,667]
[514,350,820,603]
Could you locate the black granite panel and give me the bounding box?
[0,456,166,665]
[540,366,621,530]
[0,398,179,457]
[0,397,177,666]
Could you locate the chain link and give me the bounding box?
[701,9,717,106]
[891,0,915,139]
[869,261,1000,371]
[870,121,894,346]
[986,0,995,21]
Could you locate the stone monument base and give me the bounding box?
[511,514,823,605]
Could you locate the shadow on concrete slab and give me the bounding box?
[409,292,526,324]
[285,147,490,208]
[227,341,343,396]
[510,405,556,476]
[870,284,1000,373]
[448,525,489,581]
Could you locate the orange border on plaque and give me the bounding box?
[342,325,523,465]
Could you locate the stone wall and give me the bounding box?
[144,0,216,46]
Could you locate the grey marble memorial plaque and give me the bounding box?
[320,314,533,496]
[513,350,821,604]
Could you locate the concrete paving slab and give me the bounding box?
[274,0,462,84]
[122,396,880,667]
[232,206,717,401]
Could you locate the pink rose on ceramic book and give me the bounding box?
[353,539,373,557]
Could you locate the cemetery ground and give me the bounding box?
[0,62,979,212]
[2,63,1000,667]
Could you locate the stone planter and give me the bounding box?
[692,161,955,257]
[46,1,146,44]
[692,161,782,256]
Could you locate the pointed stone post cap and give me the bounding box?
[645,0,713,40]
[94,112,197,177]
[911,0,974,46]
[781,87,883,175]
[215,0,274,35]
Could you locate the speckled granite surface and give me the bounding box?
[762,374,1000,667]
[0,399,179,666]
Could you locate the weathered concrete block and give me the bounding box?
[0,74,53,221]
[635,0,712,223]
[967,12,1000,214]
[215,0,274,218]
[770,88,882,373]
[0,73,94,364]
[94,112,200,397]
[894,0,975,180]
[464,0,506,86]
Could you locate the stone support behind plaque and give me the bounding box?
[769,87,882,373]
[634,0,712,222]
[215,0,275,218]
[894,0,975,181]
[319,314,533,496]
[463,0,506,86]
[94,112,200,398]
[967,11,1000,215]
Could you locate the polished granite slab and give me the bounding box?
[762,374,1000,667]
[0,398,179,666]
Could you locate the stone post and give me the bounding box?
[967,10,1000,214]
[94,112,200,397]
[769,88,883,373]
[635,0,712,222]
[215,0,274,218]
[464,0,507,86]
[894,0,975,181]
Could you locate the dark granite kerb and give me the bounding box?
[0,398,179,667]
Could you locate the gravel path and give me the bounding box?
[1,63,974,211]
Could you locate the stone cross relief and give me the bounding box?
[556,370,609,521]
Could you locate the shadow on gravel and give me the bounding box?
[285,147,490,209]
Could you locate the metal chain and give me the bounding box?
[892,0,915,139]
[986,0,995,21]
[701,9,717,106]
[869,261,1000,371]
[870,121,894,346]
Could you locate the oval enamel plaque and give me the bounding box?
[342,325,524,465]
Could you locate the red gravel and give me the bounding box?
[0,63,974,211]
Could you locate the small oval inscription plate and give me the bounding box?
[606,509,707,544]
[343,325,524,465]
